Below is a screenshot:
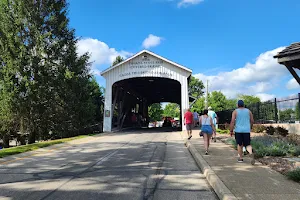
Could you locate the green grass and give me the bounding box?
[0,135,90,158]
[286,168,300,182]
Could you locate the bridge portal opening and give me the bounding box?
[101,50,191,132]
[111,77,182,131]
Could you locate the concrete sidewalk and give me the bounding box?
[184,130,300,200]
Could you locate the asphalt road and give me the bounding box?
[0,129,218,200]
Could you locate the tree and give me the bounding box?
[148,103,163,121]
[191,97,205,113]
[112,56,124,67]
[225,99,237,110]
[0,0,101,144]
[0,0,30,145]
[189,76,204,99]
[279,109,294,122]
[238,95,261,106]
[208,91,228,112]
[296,102,300,120]
[164,103,180,118]
[88,77,104,123]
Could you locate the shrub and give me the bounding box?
[286,168,300,182]
[251,137,272,158]
[252,125,266,133]
[251,136,294,158]
[265,126,275,135]
[217,129,230,134]
[289,146,300,157]
[252,135,276,146]
[275,127,289,137]
[225,138,237,149]
[218,124,230,130]
[267,146,287,157]
[253,148,268,158]
[224,135,299,158]
[218,124,226,130]
[287,134,300,145]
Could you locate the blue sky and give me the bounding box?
[69,0,300,101]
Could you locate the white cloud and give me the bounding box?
[194,47,287,100]
[248,82,273,94]
[178,0,204,7]
[286,78,300,90]
[255,93,276,102]
[77,38,132,76]
[142,34,163,49]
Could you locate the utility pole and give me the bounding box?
[205,80,208,109]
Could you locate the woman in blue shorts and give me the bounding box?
[199,109,216,155]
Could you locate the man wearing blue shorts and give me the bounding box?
[230,100,255,165]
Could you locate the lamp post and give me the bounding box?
[205,80,208,109]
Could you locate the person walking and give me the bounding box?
[230,100,255,165]
[193,111,199,127]
[199,109,216,155]
[184,108,193,140]
[208,106,218,142]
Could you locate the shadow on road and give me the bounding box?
[0,131,217,200]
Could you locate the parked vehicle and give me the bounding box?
[148,122,155,128]
[172,118,181,129]
[156,121,164,127]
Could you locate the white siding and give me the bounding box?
[102,52,191,132]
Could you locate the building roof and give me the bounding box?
[274,42,300,59]
[100,50,192,76]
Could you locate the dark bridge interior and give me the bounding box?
[111,77,182,130]
[118,77,181,104]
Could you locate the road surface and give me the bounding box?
[0,129,218,200]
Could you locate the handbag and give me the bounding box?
[199,131,203,137]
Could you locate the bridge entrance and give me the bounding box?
[101,50,192,132]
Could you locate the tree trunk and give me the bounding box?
[28,130,36,144]
[20,136,26,145]
[3,134,10,148]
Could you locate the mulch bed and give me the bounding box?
[258,157,296,174]
[217,133,298,176]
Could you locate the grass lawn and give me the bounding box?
[0,135,94,158]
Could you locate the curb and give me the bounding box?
[185,140,238,200]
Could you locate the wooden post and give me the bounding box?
[117,91,126,129]
[285,65,300,85]
[274,98,278,123]
[111,87,119,126]
[120,106,132,130]
[298,93,300,121]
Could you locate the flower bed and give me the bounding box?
[223,135,300,182]
[224,136,300,158]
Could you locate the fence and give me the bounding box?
[217,93,300,124]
